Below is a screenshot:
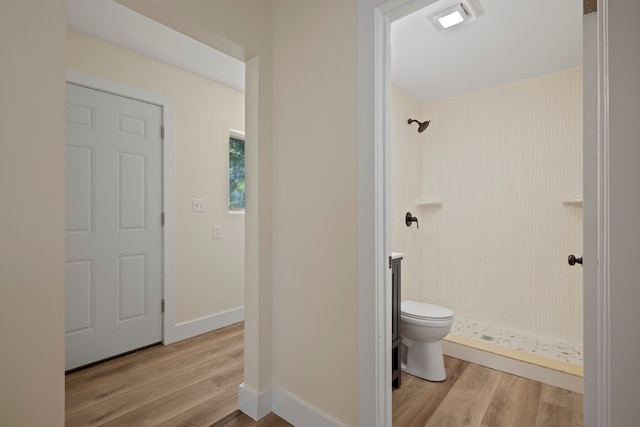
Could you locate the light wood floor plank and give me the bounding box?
[535,402,582,427]
[535,383,584,426]
[97,376,230,427]
[66,327,243,414]
[66,321,582,427]
[66,355,239,426]
[157,387,239,427]
[424,362,502,427]
[222,412,293,427]
[392,356,468,426]
[65,322,244,426]
[480,373,542,426]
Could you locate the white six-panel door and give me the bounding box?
[65,83,163,370]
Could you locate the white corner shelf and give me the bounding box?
[415,199,443,207]
[562,197,583,206]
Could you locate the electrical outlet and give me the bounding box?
[213,225,222,239]
[192,198,206,212]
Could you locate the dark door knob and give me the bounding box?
[568,255,583,266]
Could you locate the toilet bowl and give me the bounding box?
[401,300,454,381]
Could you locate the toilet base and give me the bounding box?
[402,340,446,381]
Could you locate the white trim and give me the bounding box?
[371,2,439,426]
[442,341,584,394]
[238,383,272,421]
[272,386,343,427]
[167,307,244,344]
[581,3,610,426]
[237,383,344,426]
[379,0,438,21]
[375,8,392,427]
[65,68,177,347]
[595,2,611,425]
[357,6,391,427]
[229,129,246,140]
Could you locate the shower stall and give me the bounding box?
[391,68,584,389]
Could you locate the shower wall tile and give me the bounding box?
[391,86,424,303]
[392,67,583,344]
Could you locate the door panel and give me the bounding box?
[117,253,148,322]
[64,258,95,335]
[65,83,163,370]
[65,144,95,233]
[117,151,148,231]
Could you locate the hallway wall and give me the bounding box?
[0,1,66,425]
[67,29,246,326]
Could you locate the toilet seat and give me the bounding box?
[401,300,453,321]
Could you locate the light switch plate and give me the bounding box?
[213,225,222,239]
[192,198,206,212]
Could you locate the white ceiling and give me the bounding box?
[67,1,582,104]
[391,0,583,103]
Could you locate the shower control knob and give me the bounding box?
[568,255,583,266]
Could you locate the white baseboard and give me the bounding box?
[237,384,343,426]
[238,383,272,421]
[271,386,343,427]
[442,340,584,393]
[164,307,244,344]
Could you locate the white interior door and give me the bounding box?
[65,83,163,371]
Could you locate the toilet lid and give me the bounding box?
[401,300,453,321]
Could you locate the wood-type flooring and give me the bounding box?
[393,356,583,426]
[66,321,582,426]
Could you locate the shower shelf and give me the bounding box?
[415,200,443,207]
[562,197,583,206]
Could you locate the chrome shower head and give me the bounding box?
[408,119,431,133]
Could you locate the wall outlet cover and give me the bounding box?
[192,198,206,212]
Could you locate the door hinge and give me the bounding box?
[161,125,165,140]
[161,299,165,313]
[389,256,392,269]
[161,212,165,226]
[584,0,597,14]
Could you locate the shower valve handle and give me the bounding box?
[405,212,419,228]
[568,255,583,266]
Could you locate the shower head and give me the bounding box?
[408,119,431,133]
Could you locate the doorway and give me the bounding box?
[374,0,603,425]
[389,0,584,383]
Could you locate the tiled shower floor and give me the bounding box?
[448,316,583,367]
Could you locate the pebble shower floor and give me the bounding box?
[449,316,583,367]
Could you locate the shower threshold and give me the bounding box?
[442,317,583,392]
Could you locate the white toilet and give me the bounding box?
[401,300,454,381]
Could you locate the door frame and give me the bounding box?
[369,1,610,426]
[66,69,177,345]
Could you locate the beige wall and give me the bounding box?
[0,1,66,425]
[66,29,245,325]
[118,0,276,399]
[393,68,583,343]
[607,0,640,423]
[118,1,359,424]
[4,0,640,426]
[271,1,359,425]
